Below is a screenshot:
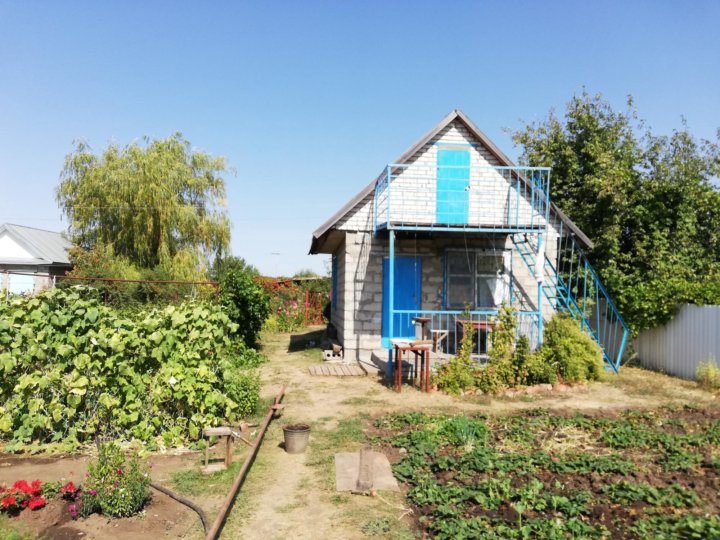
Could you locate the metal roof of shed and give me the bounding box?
[0,223,73,265]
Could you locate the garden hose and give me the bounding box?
[150,481,209,534]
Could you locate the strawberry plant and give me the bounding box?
[383,407,720,539]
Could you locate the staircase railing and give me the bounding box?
[512,234,629,373]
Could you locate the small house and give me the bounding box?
[0,223,73,295]
[310,111,628,372]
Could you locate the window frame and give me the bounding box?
[444,249,509,310]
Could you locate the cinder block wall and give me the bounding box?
[336,231,556,362]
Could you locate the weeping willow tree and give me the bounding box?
[56,133,231,277]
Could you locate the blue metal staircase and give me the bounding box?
[512,233,629,373]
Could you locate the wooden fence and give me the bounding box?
[634,304,720,380]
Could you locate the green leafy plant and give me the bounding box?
[434,320,477,395]
[541,314,605,383]
[84,443,150,517]
[696,358,720,391]
[215,257,270,347]
[0,287,262,449]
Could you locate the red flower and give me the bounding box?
[116,469,123,476]
[1,495,16,508]
[30,479,42,496]
[28,497,46,510]
[13,480,32,494]
[60,481,78,494]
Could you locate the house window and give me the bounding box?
[445,250,508,310]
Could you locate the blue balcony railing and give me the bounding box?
[388,309,541,362]
[374,164,551,233]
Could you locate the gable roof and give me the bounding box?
[309,109,593,253]
[0,223,73,266]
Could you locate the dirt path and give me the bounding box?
[226,329,715,539]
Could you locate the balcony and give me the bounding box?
[373,164,551,234]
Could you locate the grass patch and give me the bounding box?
[172,460,244,496]
[0,516,35,540]
[340,396,389,407]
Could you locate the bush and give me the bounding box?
[696,359,720,391]
[435,322,477,395]
[0,287,262,450]
[216,257,270,347]
[436,307,604,396]
[542,314,605,383]
[435,355,476,395]
[83,443,150,517]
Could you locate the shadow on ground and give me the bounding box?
[287,329,325,353]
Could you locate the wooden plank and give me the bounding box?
[356,446,374,491]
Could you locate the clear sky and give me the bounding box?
[1,1,718,276]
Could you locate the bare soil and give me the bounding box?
[1,328,715,539]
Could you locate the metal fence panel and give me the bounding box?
[634,304,720,380]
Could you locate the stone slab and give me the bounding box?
[334,451,400,492]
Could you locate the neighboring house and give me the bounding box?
[0,223,73,295]
[310,110,629,372]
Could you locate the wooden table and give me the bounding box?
[412,316,431,339]
[391,339,432,393]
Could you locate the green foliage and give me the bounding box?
[383,408,720,540]
[65,243,215,308]
[437,308,604,395]
[84,443,150,517]
[488,305,516,364]
[434,356,476,396]
[57,133,231,270]
[215,256,270,346]
[696,358,720,391]
[541,314,605,383]
[513,90,720,333]
[361,518,391,536]
[0,287,261,449]
[435,321,477,395]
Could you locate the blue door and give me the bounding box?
[436,149,470,224]
[381,256,422,348]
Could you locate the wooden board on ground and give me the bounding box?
[309,364,365,377]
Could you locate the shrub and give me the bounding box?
[84,443,150,518]
[696,359,720,391]
[435,322,477,395]
[435,355,476,395]
[0,287,262,449]
[541,314,605,382]
[216,257,270,347]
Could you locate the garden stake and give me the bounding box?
[205,383,288,540]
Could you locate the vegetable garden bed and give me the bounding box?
[376,407,720,539]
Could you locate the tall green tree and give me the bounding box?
[512,91,720,333]
[57,133,231,272]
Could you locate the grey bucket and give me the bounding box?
[283,423,310,454]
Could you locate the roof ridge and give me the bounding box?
[3,223,67,235]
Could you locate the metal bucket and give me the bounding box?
[283,423,310,454]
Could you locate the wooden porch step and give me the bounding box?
[309,364,366,377]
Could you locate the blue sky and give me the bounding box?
[1,1,718,276]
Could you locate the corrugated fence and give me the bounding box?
[634,304,720,380]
